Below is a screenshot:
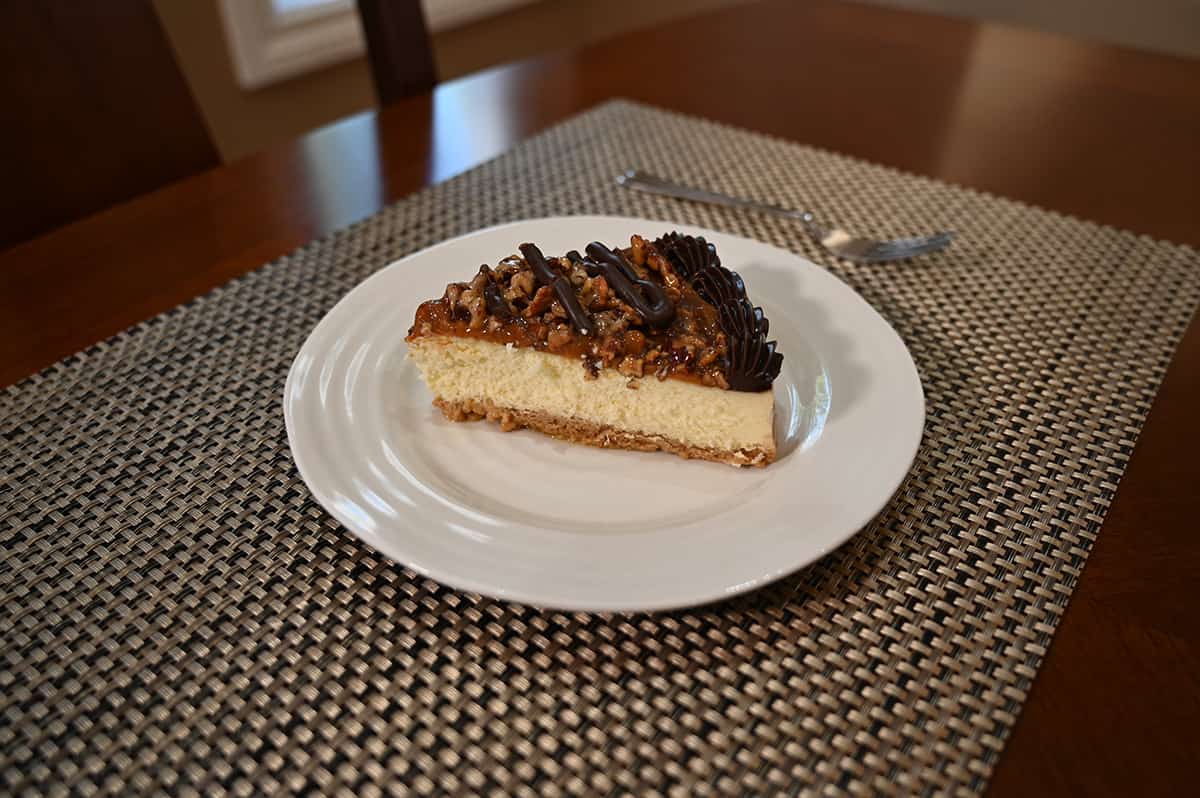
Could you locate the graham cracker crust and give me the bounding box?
[434,397,774,467]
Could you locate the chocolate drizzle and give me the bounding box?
[482,278,513,321]
[656,232,783,391]
[519,242,592,334]
[568,244,676,327]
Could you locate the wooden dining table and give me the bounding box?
[3,0,1196,793]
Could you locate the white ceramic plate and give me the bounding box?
[285,216,923,611]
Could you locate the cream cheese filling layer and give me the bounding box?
[408,335,775,454]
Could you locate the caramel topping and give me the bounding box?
[407,233,782,391]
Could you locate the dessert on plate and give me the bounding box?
[405,232,783,466]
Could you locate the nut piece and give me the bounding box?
[468,269,489,293]
[566,258,588,287]
[617,356,644,378]
[629,235,648,267]
[524,285,554,317]
[511,270,535,298]
[589,276,611,309]
[547,323,572,351]
[467,293,487,328]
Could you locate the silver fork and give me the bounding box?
[617,169,954,263]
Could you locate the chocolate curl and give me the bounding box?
[655,232,783,391]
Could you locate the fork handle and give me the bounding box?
[617,170,810,223]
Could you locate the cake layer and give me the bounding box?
[408,335,775,465]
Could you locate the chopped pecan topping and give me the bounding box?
[618,356,645,378]
[407,235,736,388]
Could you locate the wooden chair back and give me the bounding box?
[1,0,219,250]
[356,0,438,106]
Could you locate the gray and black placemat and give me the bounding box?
[3,100,1199,796]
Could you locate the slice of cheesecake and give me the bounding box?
[405,233,784,466]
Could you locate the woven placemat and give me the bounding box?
[3,100,1198,796]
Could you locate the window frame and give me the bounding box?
[218,0,537,90]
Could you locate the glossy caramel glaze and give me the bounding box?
[407,235,734,387]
